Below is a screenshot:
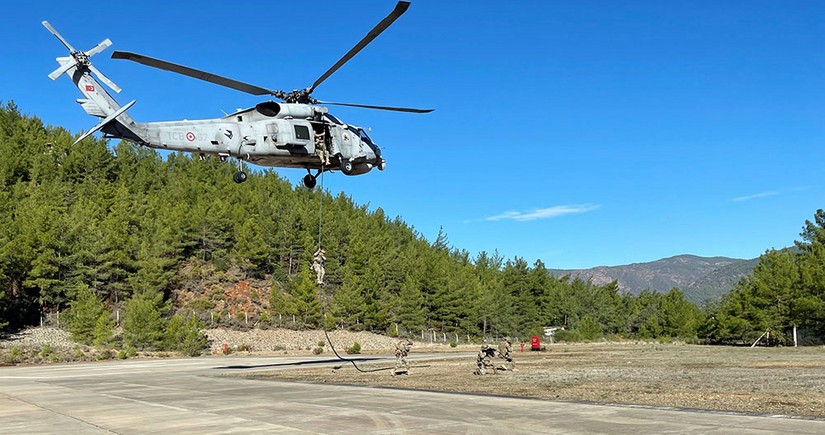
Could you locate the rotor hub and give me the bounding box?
[72,50,90,67]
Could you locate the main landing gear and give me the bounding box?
[233,171,247,184]
[233,157,247,184]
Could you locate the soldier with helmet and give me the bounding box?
[473,343,497,375]
[499,336,515,371]
[393,338,413,376]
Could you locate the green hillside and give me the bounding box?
[3,101,823,347]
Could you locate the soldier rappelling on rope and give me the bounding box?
[312,248,326,285]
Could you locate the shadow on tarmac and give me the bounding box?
[214,357,386,370]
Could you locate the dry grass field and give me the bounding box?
[248,343,825,418]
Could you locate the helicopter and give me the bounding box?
[43,1,430,188]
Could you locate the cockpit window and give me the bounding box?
[357,128,373,146]
[345,126,374,145]
[324,113,343,125]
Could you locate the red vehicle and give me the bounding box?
[530,336,541,351]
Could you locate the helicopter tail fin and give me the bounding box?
[43,21,144,143]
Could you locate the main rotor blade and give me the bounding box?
[111,50,280,97]
[308,1,410,93]
[85,38,112,57]
[42,21,76,52]
[48,60,75,80]
[318,100,432,113]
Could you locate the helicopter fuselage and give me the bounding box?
[45,1,426,187]
[130,102,384,175]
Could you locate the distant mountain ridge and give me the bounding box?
[548,254,759,305]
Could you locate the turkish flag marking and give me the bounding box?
[85,85,95,92]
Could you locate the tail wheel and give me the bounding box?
[233,171,247,184]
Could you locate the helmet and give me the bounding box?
[481,344,489,350]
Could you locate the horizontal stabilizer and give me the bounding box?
[74,99,136,144]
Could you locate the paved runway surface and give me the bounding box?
[1,354,823,434]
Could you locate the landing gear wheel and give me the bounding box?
[233,171,247,184]
[302,174,317,189]
[341,159,354,175]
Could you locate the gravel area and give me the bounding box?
[0,327,76,350]
[204,328,410,354]
[0,326,448,355]
[248,342,825,419]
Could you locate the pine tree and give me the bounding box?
[122,291,167,350]
[660,288,699,339]
[67,284,106,345]
[289,266,320,328]
[165,313,207,356]
[270,281,296,324]
[92,311,115,348]
[397,275,426,332]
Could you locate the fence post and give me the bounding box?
[794,325,798,347]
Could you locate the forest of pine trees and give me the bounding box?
[1,102,823,346]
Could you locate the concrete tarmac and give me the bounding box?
[1,354,823,434]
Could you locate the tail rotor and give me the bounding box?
[43,21,121,93]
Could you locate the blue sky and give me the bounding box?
[2,1,823,269]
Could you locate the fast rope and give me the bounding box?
[315,165,392,373]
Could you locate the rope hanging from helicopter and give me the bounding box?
[314,164,393,373]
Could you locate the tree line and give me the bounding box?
[701,210,825,345]
[1,102,822,347]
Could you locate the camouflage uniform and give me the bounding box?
[394,339,413,373]
[498,337,514,370]
[473,344,497,375]
[315,129,330,165]
[312,248,326,285]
